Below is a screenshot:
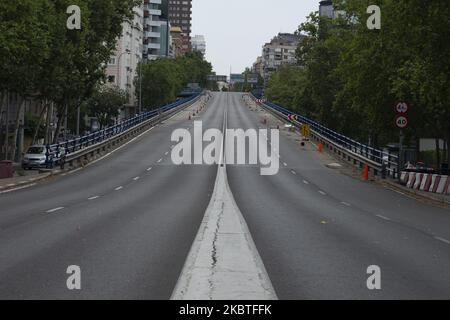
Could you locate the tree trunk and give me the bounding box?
[2,91,10,160]
[33,102,47,144]
[0,90,5,126]
[10,94,25,162]
[52,104,66,144]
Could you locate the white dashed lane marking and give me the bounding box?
[303,180,309,185]
[147,167,153,172]
[341,202,352,207]
[115,186,123,191]
[157,158,163,163]
[88,196,99,200]
[46,207,64,214]
[133,177,140,181]
[318,191,327,196]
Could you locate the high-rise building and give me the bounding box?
[191,35,206,56]
[167,0,192,54]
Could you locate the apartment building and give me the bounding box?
[105,5,144,118]
[252,56,264,78]
[262,33,303,85]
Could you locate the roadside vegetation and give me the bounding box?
[265,0,449,164]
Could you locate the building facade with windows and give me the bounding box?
[261,33,302,85]
[191,35,206,56]
[168,0,192,54]
[105,5,144,119]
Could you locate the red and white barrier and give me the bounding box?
[401,172,450,195]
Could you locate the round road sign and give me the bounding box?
[395,115,408,129]
[395,102,409,114]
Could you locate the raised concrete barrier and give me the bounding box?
[401,171,450,195]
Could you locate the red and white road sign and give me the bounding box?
[395,115,409,129]
[288,115,298,122]
[395,102,409,114]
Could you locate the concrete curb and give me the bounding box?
[380,179,450,206]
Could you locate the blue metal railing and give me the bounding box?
[45,93,200,167]
[250,91,399,177]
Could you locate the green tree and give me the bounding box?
[87,85,128,129]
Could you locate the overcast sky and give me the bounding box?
[191,0,319,76]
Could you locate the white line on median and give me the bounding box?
[46,207,64,213]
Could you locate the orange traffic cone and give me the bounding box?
[362,164,369,181]
[317,143,324,153]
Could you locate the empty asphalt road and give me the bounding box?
[0,92,449,299]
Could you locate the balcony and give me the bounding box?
[146,31,161,38]
[149,9,161,16]
[146,43,161,49]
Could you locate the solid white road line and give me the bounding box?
[434,236,450,245]
[376,214,392,221]
[46,207,64,213]
[0,183,37,194]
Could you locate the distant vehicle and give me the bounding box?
[22,145,66,170]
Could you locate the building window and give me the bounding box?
[108,75,116,83]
